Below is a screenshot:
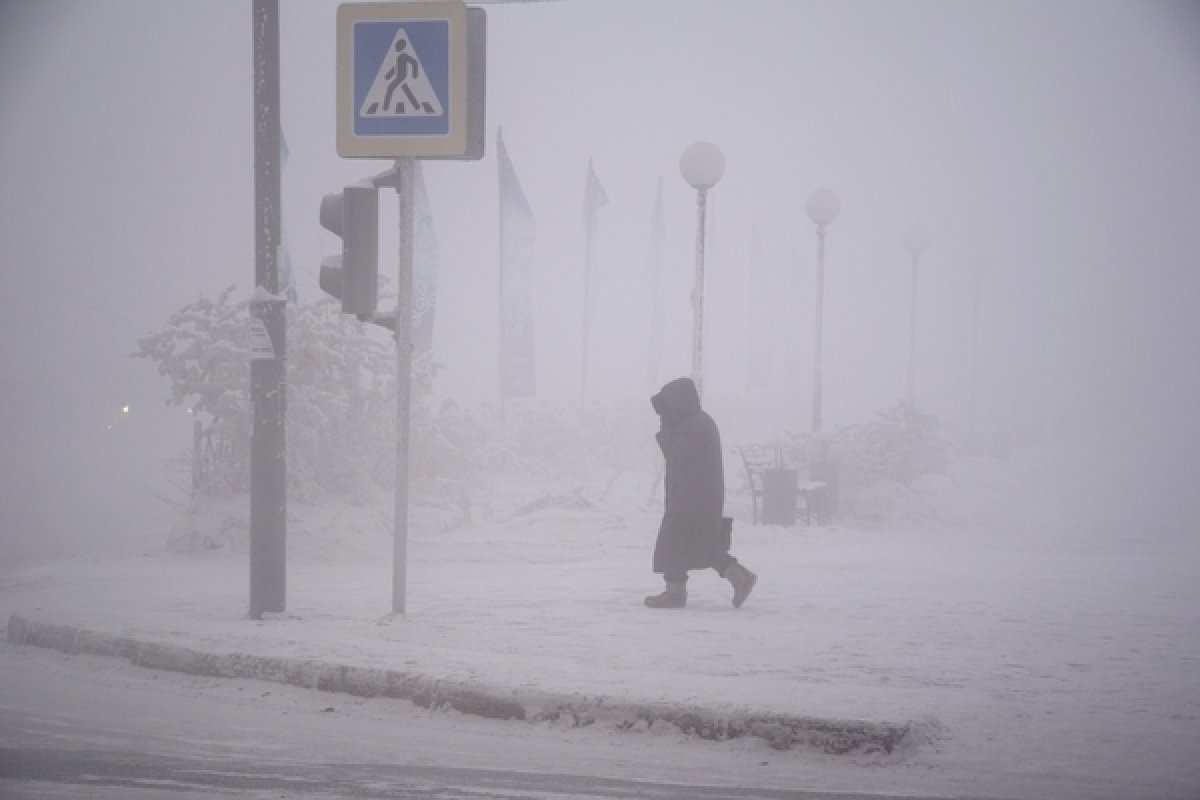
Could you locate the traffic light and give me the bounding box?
[318,183,378,319]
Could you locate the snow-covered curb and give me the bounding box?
[6,614,916,756]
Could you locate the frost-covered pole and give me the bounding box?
[812,223,827,433]
[969,263,981,440]
[903,226,930,407]
[907,253,919,404]
[249,0,286,619]
[393,157,416,617]
[805,188,840,435]
[690,186,708,399]
[679,141,725,402]
[581,206,595,398]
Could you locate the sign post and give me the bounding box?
[335,2,484,618]
[391,158,415,618]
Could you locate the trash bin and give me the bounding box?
[761,468,798,526]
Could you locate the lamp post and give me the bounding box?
[805,188,840,433]
[679,141,725,400]
[903,225,931,406]
[969,261,983,448]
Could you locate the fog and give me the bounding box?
[2,0,1199,562]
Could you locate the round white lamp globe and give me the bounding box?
[805,188,841,226]
[679,141,726,190]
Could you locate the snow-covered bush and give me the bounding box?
[136,288,657,513]
[285,297,396,500]
[136,288,417,501]
[134,286,252,494]
[837,402,953,489]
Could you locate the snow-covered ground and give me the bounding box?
[3,443,1199,799]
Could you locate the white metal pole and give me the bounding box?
[691,187,708,400]
[907,252,919,406]
[582,215,594,398]
[969,267,981,439]
[393,157,415,617]
[812,223,826,433]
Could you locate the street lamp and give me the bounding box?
[903,225,931,406]
[805,188,840,433]
[679,140,725,400]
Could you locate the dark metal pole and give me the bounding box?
[250,0,286,619]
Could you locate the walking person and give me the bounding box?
[645,376,758,609]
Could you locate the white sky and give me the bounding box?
[2,0,1199,552]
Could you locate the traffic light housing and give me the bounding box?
[318,183,378,319]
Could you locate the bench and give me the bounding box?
[734,445,828,526]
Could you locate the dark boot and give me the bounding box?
[724,562,757,608]
[644,580,686,609]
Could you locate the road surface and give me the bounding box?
[0,642,986,800]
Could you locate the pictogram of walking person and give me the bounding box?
[379,38,433,115]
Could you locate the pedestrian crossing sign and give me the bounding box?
[337,2,468,158]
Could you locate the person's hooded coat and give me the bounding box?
[651,377,726,575]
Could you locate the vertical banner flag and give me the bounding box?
[645,178,666,389]
[746,228,776,390]
[412,160,439,355]
[497,128,537,398]
[580,157,608,396]
[582,157,609,325]
[582,157,609,226]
